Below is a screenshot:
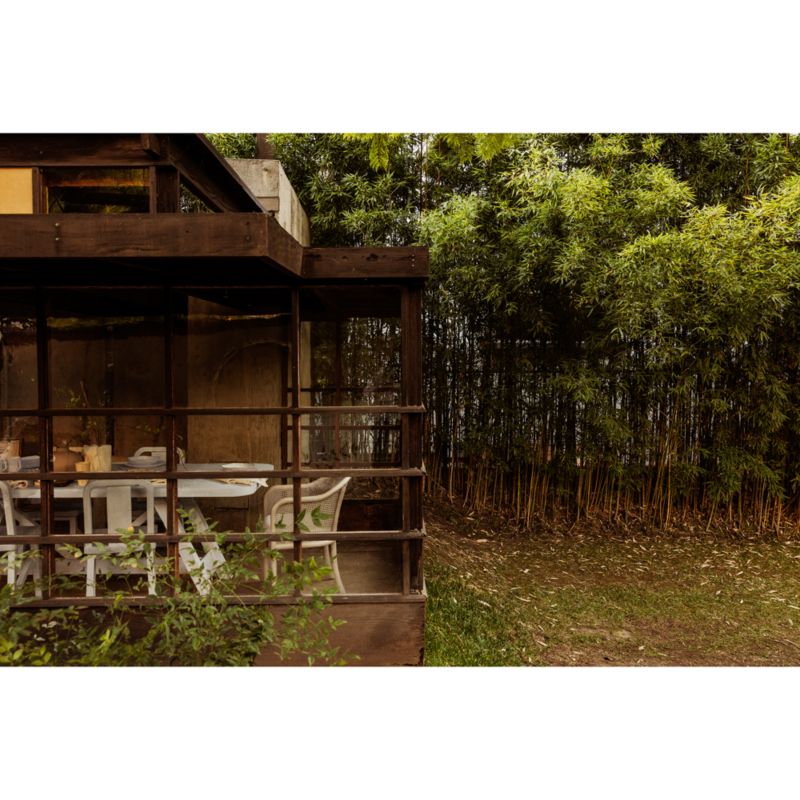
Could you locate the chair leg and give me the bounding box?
[86,555,96,597]
[6,551,16,591]
[33,548,43,600]
[268,553,278,580]
[20,546,43,600]
[146,546,156,596]
[329,543,345,594]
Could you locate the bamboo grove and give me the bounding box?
[216,133,800,533]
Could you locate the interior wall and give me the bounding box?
[49,335,107,447]
[48,324,165,454]
[185,297,285,530]
[0,329,37,451]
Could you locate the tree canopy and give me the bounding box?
[210,133,800,531]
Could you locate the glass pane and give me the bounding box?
[183,414,279,468]
[0,168,33,214]
[0,290,37,409]
[50,414,170,472]
[180,414,279,534]
[0,415,38,471]
[301,412,401,467]
[308,318,401,407]
[175,288,290,409]
[44,168,149,213]
[48,290,165,410]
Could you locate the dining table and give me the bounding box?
[10,462,274,503]
[8,461,274,592]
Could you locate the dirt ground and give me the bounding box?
[423,495,800,666]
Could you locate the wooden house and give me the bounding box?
[0,134,427,665]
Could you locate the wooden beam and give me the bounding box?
[303,246,429,279]
[155,166,180,212]
[140,134,162,157]
[0,213,303,275]
[265,214,304,275]
[255,134,274,159]
[0,134,157,165]
[0,218,424,285]
[166,135,263,213]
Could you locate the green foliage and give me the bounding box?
[344,133,521,171]
[0,579,57,665]
[274,505,332,533]
[207,131,800,528]
[343,133,406,171]
[268,133,421,246]
[0,525,348,666]
[424,560,530,666]
[206,133,257,158]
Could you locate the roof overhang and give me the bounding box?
[0,134,266,214]
[0,213,428,281]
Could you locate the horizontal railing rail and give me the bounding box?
[3,468,424,481]
[4,529,425,546]
[1,405,426,416]
[15,593,428,609]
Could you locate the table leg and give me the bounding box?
[154,498,224,595]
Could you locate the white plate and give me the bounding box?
[127,456,166,468]
[222,462,252,470]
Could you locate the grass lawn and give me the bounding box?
[423,496,800,666]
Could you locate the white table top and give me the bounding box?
[10,462,274,500]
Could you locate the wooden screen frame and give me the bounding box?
[2,279,425,606]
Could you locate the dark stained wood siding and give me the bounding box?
[0,134,154,164]
[0,213,303,273]
[254,598,426,666]
[304,246,429,279]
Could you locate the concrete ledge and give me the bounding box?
[227,158,311,246]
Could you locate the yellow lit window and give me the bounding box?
[0,168,34,214]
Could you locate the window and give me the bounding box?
[43,168,149,213]
[0,168,33,213]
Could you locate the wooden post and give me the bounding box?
[35,287,54,597]
[280,326,289,472]
[31,167,43,213]
[291,289,302,569]
[401,285,424,593]
[255,134,274,160]
[164,286,180,584]
[334,320,342,465]
[155,166,180,213]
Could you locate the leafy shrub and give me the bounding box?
[1,524,349,666]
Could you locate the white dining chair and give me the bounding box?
[133,446,184,463]
[82,479,158,597]
[261,477,339,531]
[1,481,43,598]
[133,446,166,459]
[264,477,351,593]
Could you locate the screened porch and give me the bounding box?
[1,262,425,607]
